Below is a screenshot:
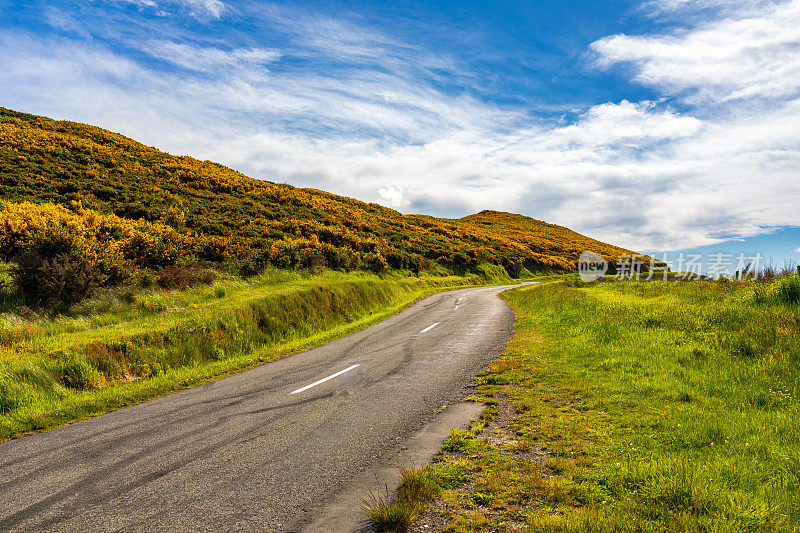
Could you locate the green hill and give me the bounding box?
[0,107,635,273]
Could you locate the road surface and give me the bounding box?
[0,284,520,532]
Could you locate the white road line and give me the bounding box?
[419,322,439,334]
[290,364,361,395]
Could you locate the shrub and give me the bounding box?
[156,264,216,290]
[197,236,229,263]
[123,231,183,268]
[506,259,524,278]
[239,259,266,278]
[327,251,352,271]
[775,275,800,305]
[365,253,388,273]
[300,253,327,271]
[12,248,99,308]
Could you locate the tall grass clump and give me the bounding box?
[775,275,800,305]
[366,461,471,531]
[366,467,439,531]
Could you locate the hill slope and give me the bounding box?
[0,107,634,272]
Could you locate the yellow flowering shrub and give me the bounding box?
[0,201,189,283]
[1,107,646,277]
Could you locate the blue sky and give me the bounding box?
[1,0,799,263]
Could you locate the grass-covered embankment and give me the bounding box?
[0,265,511,441]
[385,278,800,532]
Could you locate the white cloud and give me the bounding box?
[592,0,800,102]
[141,41,281,72]
[119,0,225,19]
[541,100,701,147]
[183,0,225,18]
[44,7,91,37]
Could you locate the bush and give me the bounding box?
[197,236,229,263]
[156,264,216,290]
[12,249,98,308]
[239,259,266,278]
[365,253,388,273]
[775,275,800,305]
[506,259,524,278]
[300,253,327,271]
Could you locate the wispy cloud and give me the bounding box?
[183,0,225,18]
[141,41,281,72]
[43,7,91,37]
[119,0,226,19]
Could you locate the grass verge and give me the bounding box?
[387,278,799,532]
[0,265,512,441]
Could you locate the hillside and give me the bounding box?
[0,107,635,273]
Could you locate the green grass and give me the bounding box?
[411,279,799,532]
[366,461,473,532]
[775,275,800,305]
[0,264,513,441]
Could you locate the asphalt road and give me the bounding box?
[0,284,520,532]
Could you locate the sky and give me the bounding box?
[0,0,799,263]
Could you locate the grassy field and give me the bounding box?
[0,265,512,441]
[378,277,800,532]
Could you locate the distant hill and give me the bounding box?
[0,107,636,273]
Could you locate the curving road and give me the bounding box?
[0,284,520,532]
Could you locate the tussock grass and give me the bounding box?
[0,267,511,440]
[775,275,800,305]
[366,461,472,531]
[367,467,439,532]
[422,279,800,531]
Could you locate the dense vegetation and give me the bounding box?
[386,278,800,531]
[0,107,634,280]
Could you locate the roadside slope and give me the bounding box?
[0,270,508,441]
